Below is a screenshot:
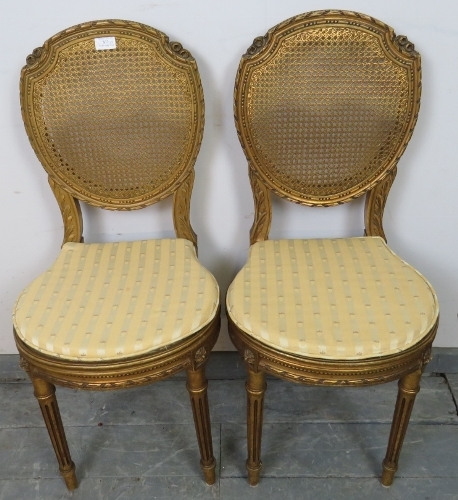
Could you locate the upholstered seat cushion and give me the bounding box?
[13,239,219,361]
[226,237,438,360]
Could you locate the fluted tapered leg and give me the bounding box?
[32,377,77,490]
[186,366,216,485]
[246,368,266,486]
[381,369,422,486]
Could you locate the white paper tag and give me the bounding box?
[95,37,116,50]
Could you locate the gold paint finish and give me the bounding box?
[173,170,198,248]
[249,166,272,245]
[186,365,216,484]
[245,368,266,486]
[16,20,218,490]
[32,377,77,490]
[381,368,422,486]
[364,167,397,241]
[230,10,436,486]
[48,177,83,245]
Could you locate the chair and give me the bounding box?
[14,20,220,490]
[227,10,438,486]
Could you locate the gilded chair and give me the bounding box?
[227,10,438,486]
[14,20,220,490]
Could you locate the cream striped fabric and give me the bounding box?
[13,239,219,361]
[227,237,438,360]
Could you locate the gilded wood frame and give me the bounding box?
[230,10,436,487]
[16,20,218,490]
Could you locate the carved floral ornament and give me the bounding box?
[244,348,255,365]
[394,35,416,54]
[422,346,433,366]
[245,36,268,56]
[26,47,43,66]
[194,347,207,364]
[168,41,192,60]
[19,356,30,373]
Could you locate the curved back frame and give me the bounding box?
[234,11,421,244]
[21,20,204,246]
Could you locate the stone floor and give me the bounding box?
[1,350,458,499]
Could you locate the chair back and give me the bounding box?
[235,11,420,215]
[21,20,204,222]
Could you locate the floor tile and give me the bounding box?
[445,374,458,403]
[0,383,195,428]
[0,355,27,383]
[2,352,458,499]
[212,375,457,425]
[0,424,220,480]
[221,477,394,500]
[220,477,458,500]
[78,424,220,479]
[0,477,219,500]
[426,349,458,374]
[220,423,458,478]
[390,478,458,500]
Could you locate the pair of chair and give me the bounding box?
[13,11,438,491]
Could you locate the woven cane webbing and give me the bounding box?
[30,32,196,205]
[242,24,414,203]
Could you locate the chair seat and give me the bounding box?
[227,237,438,360]
[14,239,219,361]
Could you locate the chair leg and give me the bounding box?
[381,369,422,486]
[32,377,77,490]
[246,368,266,486]
[186,366,216,485]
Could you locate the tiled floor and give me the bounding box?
[1,352,457,499]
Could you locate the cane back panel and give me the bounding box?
[20,20,204,210]
[235,11,421,206]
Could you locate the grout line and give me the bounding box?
[0,423,222,430]
[0,475,224,482]
[1,475,455,481]
[0,380,30,384]
[0,419,454,431]
[218,473,458,479]
[218,423,222,499]
[442,373,458,416]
